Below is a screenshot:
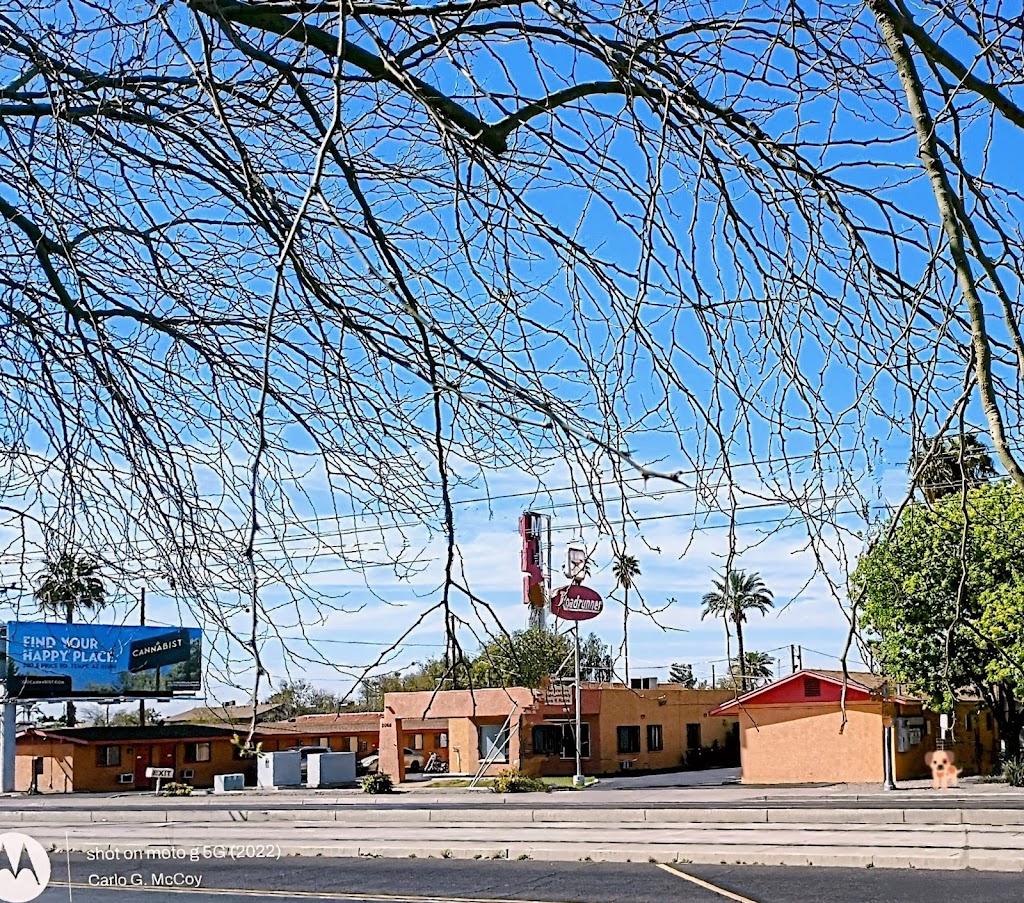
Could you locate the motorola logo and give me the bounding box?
[0,833,50,902]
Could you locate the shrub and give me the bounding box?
[490,767,549,794]
[361,771,394,794]
[159,782,194,796]
[1002,756,1024,787]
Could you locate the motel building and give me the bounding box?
[14,724,250,793]
[708,669,1001,784]
[376,681,740,782]
[14,681,738,791]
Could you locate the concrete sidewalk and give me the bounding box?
[9,789,1024,872]
[4,773,1022,811]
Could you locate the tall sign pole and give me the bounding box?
[551,545,600,790]
[573,622,583,787]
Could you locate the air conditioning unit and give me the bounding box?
[181,769,195,780]
[117,774,134,784]
[619,760,635,771]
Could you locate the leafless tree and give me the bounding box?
[1,0,1023,726]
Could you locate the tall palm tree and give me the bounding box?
[612,553,641,684]
[701,569,774,692]
[34,552,108,726]
[911,432,996,503]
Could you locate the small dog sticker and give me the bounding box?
[926,749,959,789]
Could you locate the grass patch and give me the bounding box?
[427,774,598,790]
[541,776,598,789]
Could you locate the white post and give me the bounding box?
[1,701,16,792]
[573,624,584,787]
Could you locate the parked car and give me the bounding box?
[358,748,426,774]
[288,745,331,781]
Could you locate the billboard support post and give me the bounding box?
[1,700,15,792]
[139,587,146,727]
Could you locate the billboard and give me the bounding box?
[3,622,202,699]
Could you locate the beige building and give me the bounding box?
[709,670,1000,785]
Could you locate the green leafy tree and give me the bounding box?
[912,433,997,503]
[471,628,611,689]
[33,552,108,726]
[578,634,614,682]
[854,480,1024,757]
[701,569,774,692]
[729,652,774,688]
[612,553,641,684]
[668,663,697,688]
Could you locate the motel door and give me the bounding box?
[134,745,175,788]
[134,747,151,787]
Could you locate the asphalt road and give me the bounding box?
[29,854,1024,903]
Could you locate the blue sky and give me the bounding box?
[2,0,1022,716]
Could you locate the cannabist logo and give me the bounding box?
[0,833,50,902]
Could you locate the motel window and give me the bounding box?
[346,737,358,753]
[319,737,330,749]
[647,724,664,752]
[185,742,212,763]
[412,733,424,750]
[617,726,641,755]
[532,725,560,756]
[533,723,590,758]
[96,746,121,767]
[803,677,821,698]
[479,724,509,763]
[438,733,448,748]
[686,723,701,750]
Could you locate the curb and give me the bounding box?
[18,806,1024,827]
[43,839,1024,872]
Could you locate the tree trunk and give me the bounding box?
[868,0,1024,492]
[722,616,733,692]
[735,617,747,693]
[623,587,629,686]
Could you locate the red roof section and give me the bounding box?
[708,670,912,715]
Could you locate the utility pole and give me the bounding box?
[882,685,897,791]
[790,644,796,673]
[139,587,146,727]
[0,626,13,792]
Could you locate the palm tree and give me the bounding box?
[729,651,774,688]
[701,569,774,692]
[34,552,108,726]
[612,553,641,684]
[911,433,996,503]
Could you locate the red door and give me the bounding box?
[133,746,151,788]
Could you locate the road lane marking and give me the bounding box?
[61,883,575,903]
[655,863,761,903]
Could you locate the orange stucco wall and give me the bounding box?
[16,739,74,793]
[738,703,884,784]
[522,686,737,776]
[380,684,736,779]
[736,700,1000,785]
[17,737,246,793]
